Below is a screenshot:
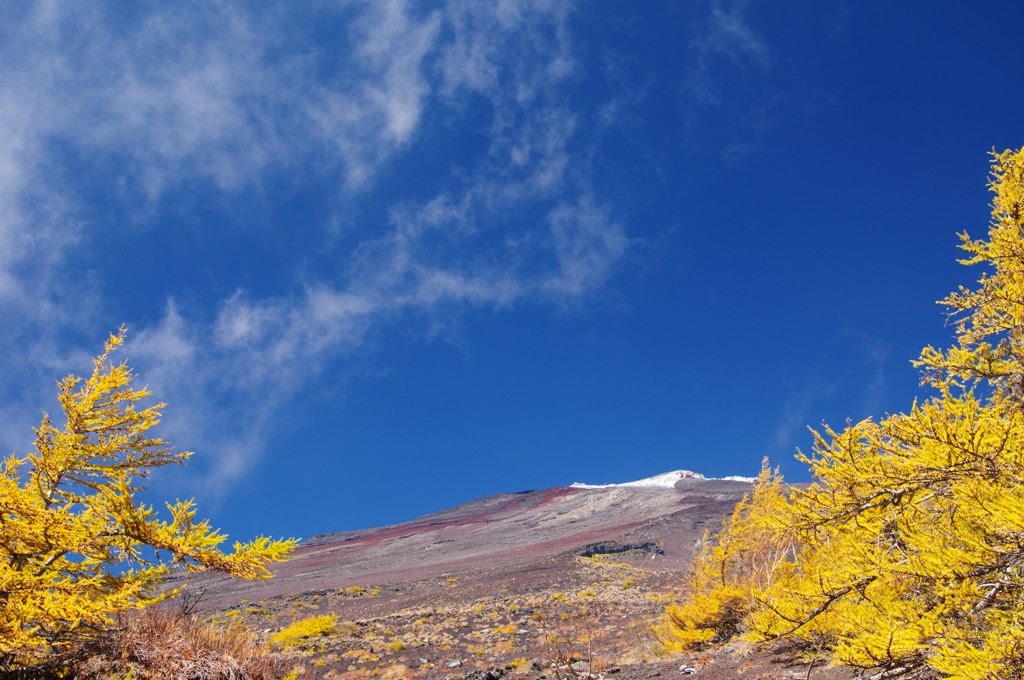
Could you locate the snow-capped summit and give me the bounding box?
[570,470,756,489]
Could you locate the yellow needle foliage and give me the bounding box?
[660,463,797,648]
[270,614,338,648]
[0,329,298,670]
[663,148,1024,680]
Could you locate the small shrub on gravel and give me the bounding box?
[271,614,338,648]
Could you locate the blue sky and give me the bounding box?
[2,1,1022,543]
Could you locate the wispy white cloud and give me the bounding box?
[858,341,891,419]
[312,0,442,190]
[683,0,775,162]
[0,0,638,492]
[0,1,447,307]
[695,0,771,70]
[128,189,629,493]
[771,335,892,452]
[438,0,574,102]
[546,198,630,296]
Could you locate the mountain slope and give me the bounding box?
[179,473,754,608]
[171,473,859,679]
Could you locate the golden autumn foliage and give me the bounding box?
[0,329,298,671]
[270,615,338,649]
[659,464,797,649]
[663,148,1024,680]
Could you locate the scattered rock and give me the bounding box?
[462,668,505,680]
[574,540,664,558]
[447,660,464,669]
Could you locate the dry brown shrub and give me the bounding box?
[536,603,609,680]
[67,605,298,679]
[335,621,361,636]
[379,663,414,679]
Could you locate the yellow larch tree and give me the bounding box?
[0,328,298,672]
[663,147,1024,680]
[659,462,797,649]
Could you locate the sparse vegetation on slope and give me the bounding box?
[197,555,676,679]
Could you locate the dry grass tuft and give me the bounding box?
[68,605,294,680]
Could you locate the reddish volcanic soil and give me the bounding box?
[167,477,855,680]
[175,480,754,608]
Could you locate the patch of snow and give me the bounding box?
[570,470,703,489]
[720,475,757,483]
[570,470,756,488]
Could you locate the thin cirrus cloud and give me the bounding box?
[771,336,891,453]
[682,0,775,163]
[129,189,628,492]
[0,1,633,491]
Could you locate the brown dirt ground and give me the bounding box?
[192,550,856,680]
